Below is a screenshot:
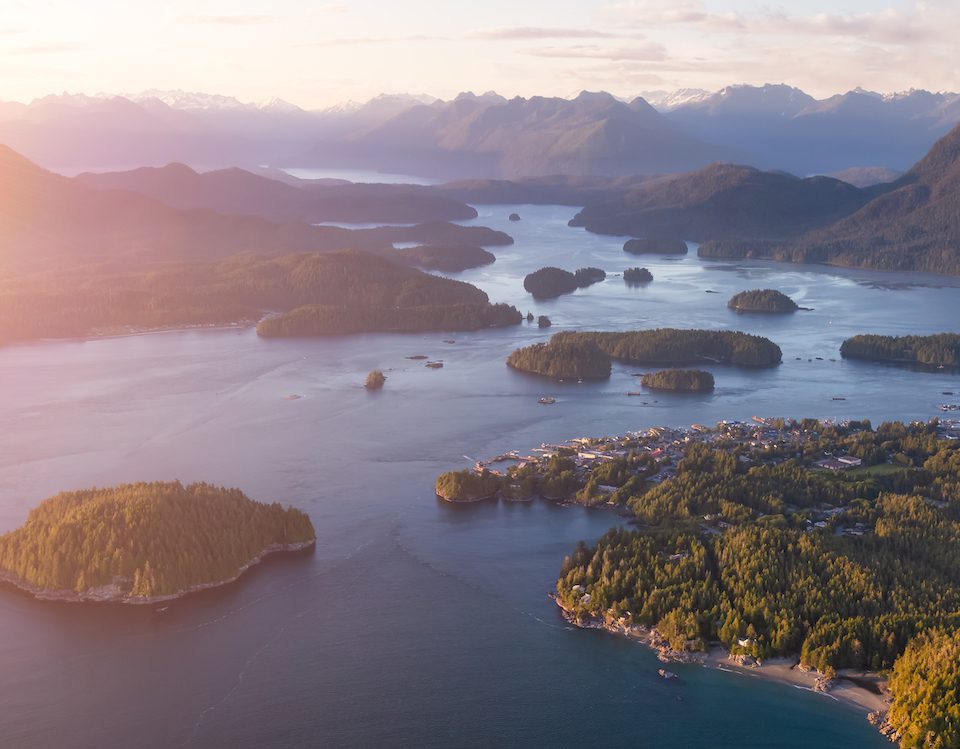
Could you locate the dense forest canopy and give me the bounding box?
[888,629,960,748]
[623,267,653,284]
[641,368,715,392]
[506,337,612,380]
[0,250,520,343]
[557,421,960,674]
[435,469,502,502]
[523,267,579,299]
[728,289,799,313]
[0,482,315,598]
[841,334,960,367]
[395,244,495,273]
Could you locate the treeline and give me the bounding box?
[396,244,496,273]
[841,333,960,367]
[556,329,782,367]
[0,482,315,597]
[0,250,519,343]
[258,303,521,337]
[728,288,799,313]
[506,337,612,380]
[641,369,714,392]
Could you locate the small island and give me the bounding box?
[574,267,606,288]
[623,267,653,285]
[523,267,579,299]
[0,481,316,603]
[365,369,386,389]
[537,315,552,328]
[623,238,688,255]
[397,244,496,273]
[506,337,611,380]
[840,333,960,368]
[435,469,501,502]
[728,288,800,313]
[641,368,715,392]
[509,213,521,222]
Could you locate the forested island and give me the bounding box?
[728,288,800,313]
[623,267,653,284]
[507,329,780,379]
[506,337,611,380]
[641,368,715,392]
[396,244,496,273]
[0,481,315,602]
[574,267,606,287]
[624,238,688,255]
[435,416,960,744]
[435,469,502,502]
[0,250,523,344]
[841,333,960,368]
[365,369,386,390]
[523,267,578,299]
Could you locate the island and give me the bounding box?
[623,238,688,255]
[640,368,715,392]
[506,337,612,380]
[509,213,521,222]
[435,469,501,502]
[537,315,552,328]
[728,288,800,313]
[365,369,386,389]
[507,329,781,378]
[436,416,960,744]
[523,267,579,299]
[0,481,316,603]
[396,244,496,273]
[623,267,653,284]
[840,333,960,368]
[574,267,606,288]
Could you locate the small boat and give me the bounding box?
[443,339,456,344]
[627,391,644,396]
[425,361,444,369]
[832,397,846,401]
[538,396,556,405]
[944,391,955,396]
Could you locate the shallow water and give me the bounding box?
[2,203,958,747]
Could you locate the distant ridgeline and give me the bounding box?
[507,329,780,380]
[841,333,960,368]
[0,482,315,602]
[0,250,522,343]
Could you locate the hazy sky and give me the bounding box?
[1,0,958,107]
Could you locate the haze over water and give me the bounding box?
[3,202,957,748]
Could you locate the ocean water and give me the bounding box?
[2,203,958,747]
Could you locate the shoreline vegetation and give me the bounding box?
[435,416,960,744]
[0,482,316,604]
[623,238,688,256]
[841,333,960,369]
[506,329,781,380]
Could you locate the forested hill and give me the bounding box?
[700,123,960,275]
[77,163,479,224]
[0,249,517,343]
[0,482,315,601]
[569,163,870,241]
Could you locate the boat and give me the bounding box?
[538,396,556,405]
[627,391,644,396]
[832,397,846,401]
[425,361,444,369]
[939,404,960,412]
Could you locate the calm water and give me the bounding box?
[3,204,959,748]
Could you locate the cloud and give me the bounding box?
[526,43,669,63]
[471,27,628,40]
[184,14,275,26]
[0,43,86,56]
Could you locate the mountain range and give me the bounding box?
[3,85,959,178]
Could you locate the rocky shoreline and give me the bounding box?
[553,596,893,735]
[0,539,315,605]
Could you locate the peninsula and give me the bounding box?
[840,333,960,368]
[0,481,316,603]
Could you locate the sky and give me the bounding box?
[1,0,958,107]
